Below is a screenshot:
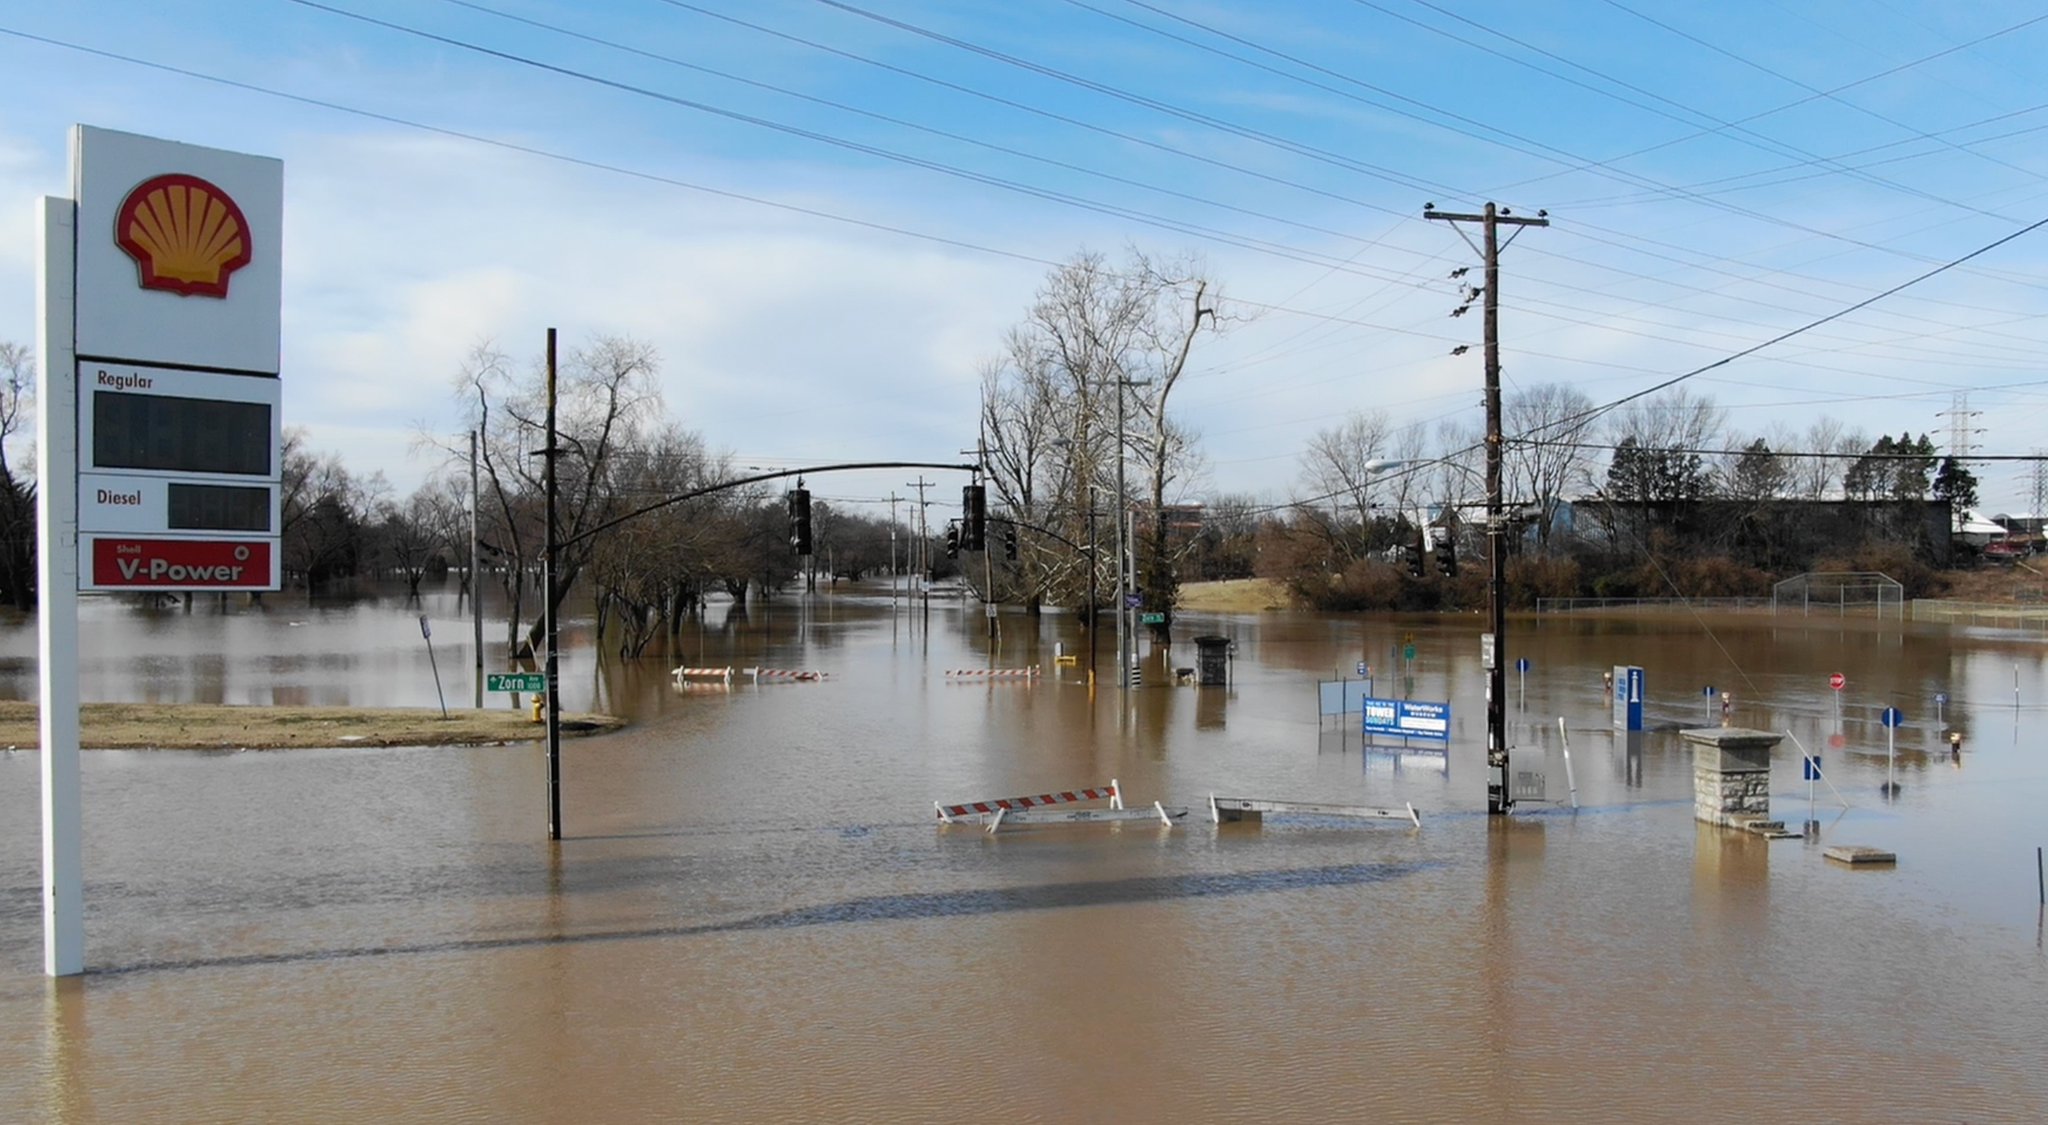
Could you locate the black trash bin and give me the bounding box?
[1194,635,1233,687]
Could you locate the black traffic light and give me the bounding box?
[1405,531,1425,578]
[1003,523,1018,561]
[962,484,986,552]
[944,523,960,559]
[787,488,812,556]
[1436,531,1457,578]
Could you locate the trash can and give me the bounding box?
[1194,635,1233,687]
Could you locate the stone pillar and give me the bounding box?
[1683,727,1784,828]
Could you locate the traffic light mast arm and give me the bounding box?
[562,460,982,549]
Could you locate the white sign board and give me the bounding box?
[72,126,283,375]
[67,127,283,591]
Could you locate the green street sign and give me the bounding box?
[487,673,547,692]
[1402,644,1417,661]
[1140,612,1165,625]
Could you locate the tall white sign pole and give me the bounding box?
[38,195,83,977]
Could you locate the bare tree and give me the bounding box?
[1299,408,1392,548]
[977,249,1225,630]
[1503,382,1595,549]
[280,428,385,591]
[0,342,35,608]
[455,335,663,658]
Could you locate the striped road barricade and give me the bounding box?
[936,780,1121,824]
[744,667,826,683]
[980,802,1186,834]
[671,666,733,683]
[943,668,1040,681]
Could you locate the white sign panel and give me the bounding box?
[79,475,280,536]
[72,126,283,375]
[77,361,282,481]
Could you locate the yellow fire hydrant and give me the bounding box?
[530,694,544,724]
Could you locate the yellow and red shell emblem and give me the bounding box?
[114,173,253,299]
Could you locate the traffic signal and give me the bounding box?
[787,488,812,556]
[962,484,986,552]
[944,523,960,559]
[1405,531,1425,578]
[1436,531,1457,578]
[1003,523,1018,560]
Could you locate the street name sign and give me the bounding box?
[488,673,547,693]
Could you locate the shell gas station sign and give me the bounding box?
[67,126,283,590]
[38,125,284,975]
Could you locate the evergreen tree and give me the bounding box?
[1932,456,1978,522]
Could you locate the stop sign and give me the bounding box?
[1829,673,1846,691]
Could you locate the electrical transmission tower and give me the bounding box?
[1938,392,1983,461]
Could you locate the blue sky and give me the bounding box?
[4,1,2047,512]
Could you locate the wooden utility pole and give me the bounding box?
[1424,202,1547,816]
[908,476,932,614]
[886,492,902,612]
[541,328,563,840]
[470,428,482,710]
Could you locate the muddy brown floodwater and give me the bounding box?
[1,584,2045,1122]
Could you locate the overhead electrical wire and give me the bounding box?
[411,0,2048,383]
[313,0,2033,385]
[665,0,2045,361]
[1523,215,2048,440]
[10,10,2041,480]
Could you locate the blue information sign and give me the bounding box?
[1612,665,1644,732]
[1361,697,1451,742]
[1802,756,1822,780]
[1880,706,1905,728]
[1515,657,1531,673]
[1934,692,1948,705]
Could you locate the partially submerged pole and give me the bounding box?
[543,327,563,841]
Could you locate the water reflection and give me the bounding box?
[2,585,2046,1119]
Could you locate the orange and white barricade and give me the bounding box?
[936,779,1186,834]
[744,667,826,683]
[943,668,1040,680]
[671,666,733,682]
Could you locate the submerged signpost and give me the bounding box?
[1881,706,1906,796]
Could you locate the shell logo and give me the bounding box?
[113,173,253,299]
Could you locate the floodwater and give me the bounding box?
[1,583,2045,1123]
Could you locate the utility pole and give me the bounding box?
[1425,201,1547,817]
[470,428,482,710]
[887,492,902,612]
[908,476,932,615]
[1112,377,1149,692]
[540,328,563,841]
[1087,489,1099,685]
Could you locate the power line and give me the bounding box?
[1528,215,2048,439]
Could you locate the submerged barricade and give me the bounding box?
[935,778,1187,834]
